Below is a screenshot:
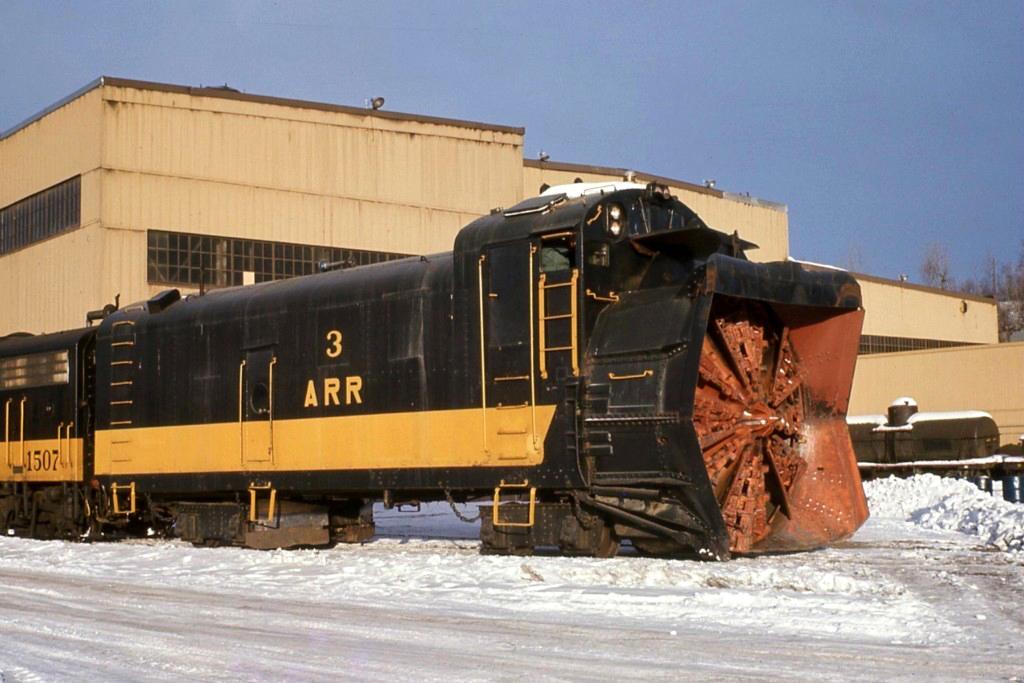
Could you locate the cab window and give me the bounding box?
[540,236,576,273]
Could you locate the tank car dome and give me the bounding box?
[889,396,918,408]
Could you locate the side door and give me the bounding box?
[241,346,277,468]
[481,241,540,461]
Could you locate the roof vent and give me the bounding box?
[146,289,181,314]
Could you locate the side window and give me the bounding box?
[587,242,610,268]
[540,236,576,273]
[486,243,529,348]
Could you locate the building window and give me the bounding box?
[857,335,979,355]
[0,176,81,255]
[146,229,411,289]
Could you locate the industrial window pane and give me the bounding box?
[145,229,410,288]
[0,176,81,255]
[857,334,978,356]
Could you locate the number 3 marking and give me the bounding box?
[326,330,343,358]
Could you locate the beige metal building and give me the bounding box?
[1,77,525,333]
[1,77,1012,441]
[854,274,998,352]
[1,77,804,335]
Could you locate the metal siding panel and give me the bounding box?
[0,90,103,208]
[101,169,496,257]
[0,222,107,334]
[102,87,522,217]
[858,279,999,343]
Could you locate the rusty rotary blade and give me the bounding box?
[695,309,806,553]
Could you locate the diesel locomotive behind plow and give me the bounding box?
[0,182,868,559]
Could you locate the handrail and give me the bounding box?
[18,397,26,468]
[477,254,488,451]
[569,269,579,377]
[268,356,277,464]
[238,359,246,464]
[64,421,74,470]
[496,402,529,410]
[586,288,620,303]
[4,398,10,466]
[538,272,547,379]
[56,422,64,468]
[608,370,654,381]
[528,244,538,448]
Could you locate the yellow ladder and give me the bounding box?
[492,480,537,528]
[109,320,136,427]
[111,482,136,514]
[248,483,278,523]
[537,268,579,379]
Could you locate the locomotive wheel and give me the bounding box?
[694,304,806,554]
[590,525,620,559]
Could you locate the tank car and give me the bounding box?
[3,181,868,559]
[850,398,1024,498]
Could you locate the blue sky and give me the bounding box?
[2,1,1021,284]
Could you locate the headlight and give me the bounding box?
[608,204,623,236]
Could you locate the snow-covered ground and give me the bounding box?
[1,476,1022,682]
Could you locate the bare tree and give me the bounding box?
[982,252,1000,297]
[997,240,1024,341]
[920,243,953,290]
[843,242,865,273]
[962,242,1024,341]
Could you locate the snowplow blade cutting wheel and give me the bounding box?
[584,255,868,560]
[692,259,869,555]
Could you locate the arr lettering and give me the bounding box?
[304,376,364,408]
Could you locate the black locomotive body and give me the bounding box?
[0,328,94,536]
[1,183,868,559]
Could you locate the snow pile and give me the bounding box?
[865,474,1024,552]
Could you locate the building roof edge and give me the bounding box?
[0,77,103,140]
[524,158,787,212]
[2,76,527,141]
[851,271,997,305]
[99,76,525,135]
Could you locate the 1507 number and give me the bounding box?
[23,449,61,472]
